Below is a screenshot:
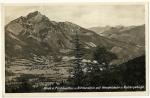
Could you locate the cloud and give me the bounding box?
[4,3,145,28]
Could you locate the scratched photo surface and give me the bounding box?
[5,3,146,93]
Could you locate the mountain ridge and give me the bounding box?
[88,24,145,47]
[5,11,145,65]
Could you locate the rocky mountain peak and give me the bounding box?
[25,11,49,23]
[27,11,41,19]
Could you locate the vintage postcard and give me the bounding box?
[2,2,149,97]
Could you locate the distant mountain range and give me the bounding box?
[5,11,145,65]
[89,24,145,47]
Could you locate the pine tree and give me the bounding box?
[71,30,84,86]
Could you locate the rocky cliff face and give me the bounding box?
[5,11,145,65]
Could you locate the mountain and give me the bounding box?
[5,11,145,65]
[88,25,145,47]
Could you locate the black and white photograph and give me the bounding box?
[4,3,147,93]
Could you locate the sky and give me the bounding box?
[4,3,145,28]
